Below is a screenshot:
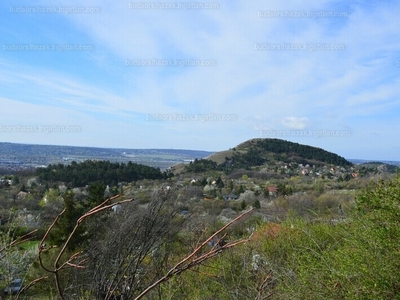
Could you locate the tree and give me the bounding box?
[47,191,85,251]
[13,176,20,185]
[85,182,106,209]
[277,182,293,196]
[216,176,225,189]
[229,180,234,191]
[0,214,36,293]
[79,189,182,299]
[237,185,245,195]
[20,184,27,192]
[35,194,133,299]
[241,200,247,210]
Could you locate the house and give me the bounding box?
[17,191,28,201]
[267,186,277,196]
[223,194,238,201]
[203,194,214,201]
[0,179,12,187]
[112,204,122,214]
[301,169,309,175]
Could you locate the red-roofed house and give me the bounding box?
[267,186,277,196]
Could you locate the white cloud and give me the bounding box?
[281,116,310,130]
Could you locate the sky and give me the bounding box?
[0,0,399,160]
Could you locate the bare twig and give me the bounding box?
[256,273,272,300]
[36,194,133,300]
[133,208,254,300]
[17,276,49,299]
[38,208,66,273]
[10,229,38,247]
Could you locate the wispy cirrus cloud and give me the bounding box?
[0,0,399,158]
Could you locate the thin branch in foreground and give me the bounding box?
[35,194,133,300]
[17,276,49,299]
[133,208,254,300]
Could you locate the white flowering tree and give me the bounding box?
[0,214,37,294]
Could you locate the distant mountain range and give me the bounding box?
[348,159,400,166]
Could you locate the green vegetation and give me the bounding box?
[35,160,168,187]
[185,138,352,174]
[185,158,218,173]
[1,139,400,299]
[157,176,400,299]
[231,138,352,168]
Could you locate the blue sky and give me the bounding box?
[0,0,399,160]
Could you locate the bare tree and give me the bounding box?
[76,189,183,299]
[133,207,254,300]
[36,194,133,300]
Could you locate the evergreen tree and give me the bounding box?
[86,182,106,209]
[216,176,225,188]
[48,191,85,251]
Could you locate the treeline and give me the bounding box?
[230,147,268,169]
[256,138,352,166]
[185,158,218,173]
[35,160,168,187]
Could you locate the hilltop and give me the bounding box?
[172,138,352,174]
[209,138,350,165]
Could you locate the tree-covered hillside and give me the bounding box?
[185,138,352,173]
[35,160,167,187]
[251,138,351,166]
[228,138,350,168]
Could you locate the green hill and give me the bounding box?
[179,138,351,174]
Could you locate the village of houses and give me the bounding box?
[0,157,390,234]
